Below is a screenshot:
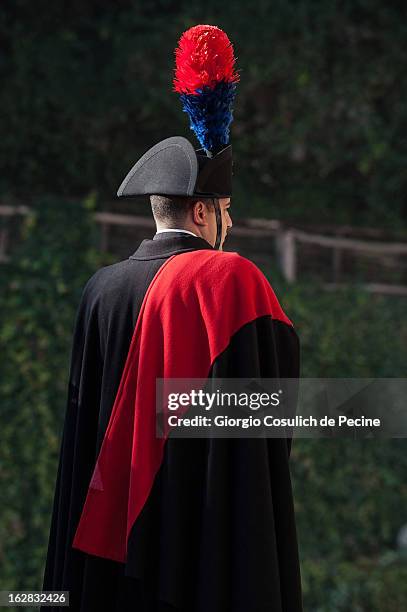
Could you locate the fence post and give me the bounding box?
[276,228,297,282]
[0,228,9,262]
[332,247,342,282]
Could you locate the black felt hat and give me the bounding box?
[117,136,232,199]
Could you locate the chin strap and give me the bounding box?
[213,197,222,250]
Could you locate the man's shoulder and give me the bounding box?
[156,250,270,304]
[220,251,265,277]
[173,249,266,281]
[148,249,293,329]
[81,259,132,299]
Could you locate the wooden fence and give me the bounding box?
[2,205,407,296]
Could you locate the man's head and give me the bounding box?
[150,195,232,250]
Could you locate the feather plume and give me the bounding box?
[173,25,239,155]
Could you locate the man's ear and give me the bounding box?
[192,200,207,226]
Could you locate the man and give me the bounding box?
[42,25,303,612]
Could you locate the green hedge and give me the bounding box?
[0,199,405,610]
[0,196,104,592]
[271,267,407,609]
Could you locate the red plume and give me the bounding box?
[174,24,239,95]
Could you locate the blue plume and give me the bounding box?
[179,80,237,155]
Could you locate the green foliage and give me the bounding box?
[1,1,407,229]
[302,550,407,611]
[0,197,103,591]
[291,438,407,610]
[274,276,407,377]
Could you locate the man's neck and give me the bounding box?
[155,227,198,238]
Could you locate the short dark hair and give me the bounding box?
[150,195,214,225]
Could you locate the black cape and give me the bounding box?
[41,232,303,612]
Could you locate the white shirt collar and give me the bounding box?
[155,228,198,238]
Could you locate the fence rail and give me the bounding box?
[1,205,406,295]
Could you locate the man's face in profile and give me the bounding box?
[220,198,232,249]
[190,197,232,250]
[208,198,232,250]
